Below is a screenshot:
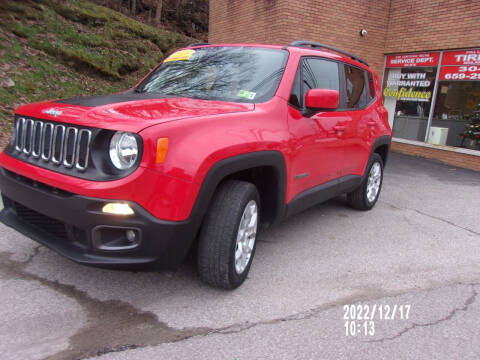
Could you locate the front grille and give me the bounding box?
[13,201,69,240]
[4,169,73,197]
[13,117,92,171]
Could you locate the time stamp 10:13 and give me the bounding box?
[344,304,411,337]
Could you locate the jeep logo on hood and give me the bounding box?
[43,108,63,117]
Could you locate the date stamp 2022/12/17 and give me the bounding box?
[343,304,411,337]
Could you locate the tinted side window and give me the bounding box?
[302,58,339,102]
[289,58,339,109]
[367,71,376,102]
[344,64,366,108]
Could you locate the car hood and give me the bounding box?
[14,93,255,133]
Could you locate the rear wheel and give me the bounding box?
[347,153,384,210]
[197,180,260,289]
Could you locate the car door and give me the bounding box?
[287,57,349,200]
[340,64,376,177]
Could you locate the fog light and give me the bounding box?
[92,226,141,251]
[102,203,134,215]
[126,229,136,242]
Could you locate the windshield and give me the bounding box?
[136,47,288,103]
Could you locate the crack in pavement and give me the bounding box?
[2,247,480,360]
[84,282,480,358]
[366,283,479,344]
[0,250,210,360]
[0,248,390,359]
[381,201,480,236]
[85,282,480,358]
[78,287,394,359]
[80,290,392,359]
[25,244,41,263]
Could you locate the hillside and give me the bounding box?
[0,0,193,147]
[92,0,208,40]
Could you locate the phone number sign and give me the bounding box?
[439,65,480,81]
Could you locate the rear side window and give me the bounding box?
[367,71,376,102]
[343,64,367,108]
[289,57,339,108]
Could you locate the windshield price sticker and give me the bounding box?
[439,65,480,81]
[343,303,411,337]
[237,90,256,100]
[164,49,195,63]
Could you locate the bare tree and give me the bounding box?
[154,0,163,24]
[131,0,136,15]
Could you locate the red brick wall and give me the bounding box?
[209,1,282,44]
[209,0,391,75]
[385,0,480,54]
[210,0,480,75]
[391,142,480,171]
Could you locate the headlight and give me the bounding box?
[109,131,138,170]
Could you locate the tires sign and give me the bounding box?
[440,49,480,81]
[442,49,480,66]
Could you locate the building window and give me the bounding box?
[382,52,439,142]
[430,50,480,150]
[431,81,480,148]
[382,49,480,152]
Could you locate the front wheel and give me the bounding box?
[197,180,260,289]
[347,153,384,210]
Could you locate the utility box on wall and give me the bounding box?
[428,127,449,146]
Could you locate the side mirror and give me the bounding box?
[305,89,339,110]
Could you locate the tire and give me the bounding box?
[197,180,260,289]
[347,153,384,210]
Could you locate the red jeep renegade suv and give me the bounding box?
[0,41,391,289]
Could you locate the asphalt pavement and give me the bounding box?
[0,152,479,360]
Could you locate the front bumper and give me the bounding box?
[0,167,196,270]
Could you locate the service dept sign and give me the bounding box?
[385,52,440,68]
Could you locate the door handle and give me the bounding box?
[334,125,346,131]
[367,121,377,127]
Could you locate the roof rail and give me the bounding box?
[288,40,369,66]
[187,42,210,47]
